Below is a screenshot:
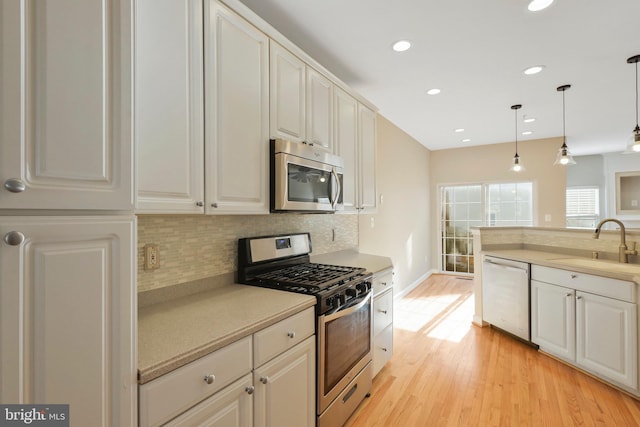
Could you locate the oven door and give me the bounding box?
[318,291,372,414]
[272,151,343,212]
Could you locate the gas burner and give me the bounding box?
[253,263,366,290]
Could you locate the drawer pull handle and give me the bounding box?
[380,282,387,286]
[566,293,572,297]
[577,296,583,300]
[381,347,388,352]
[204,374,215,385]
[245,386,255,395]
[378,309,388,314]
[260,376,268,384]
[195,201,204,207]
[287,331,296,339]
[570,274,578,279]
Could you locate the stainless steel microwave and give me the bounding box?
[270,139,344,213]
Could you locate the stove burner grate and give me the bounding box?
[253,263,365,290]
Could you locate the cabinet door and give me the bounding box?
[576,291,638,390]
[205,1,269,214]
[270,41,306,142]
[254,336,315,427]
[165,374,253,427]
[531,280,575,361]
[373,324,393,378]
[358,104,377,212]
[334,88,358,212]
[135,0,205,213]
[0,0,133,210]
[0,216,136,427]
[306,68,334,152]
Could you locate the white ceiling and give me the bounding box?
[237,0,640,156]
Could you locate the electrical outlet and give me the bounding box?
[144,244,160,270]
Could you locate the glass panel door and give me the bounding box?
[441,185,482,274]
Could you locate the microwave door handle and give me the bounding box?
[330,168,341,209]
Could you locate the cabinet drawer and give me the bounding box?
[532,265,635,303]
[254,306,315,367]
[373,290,393,336]
[372,269,393,296]
[164,374,253,427]
[373,324,393,377]
[139,336,252,427]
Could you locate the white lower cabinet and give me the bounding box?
[372,269,394,377]
[0,216,136,426]
[253,336,315,427]
[139,307,315,426]
[531,265,638,394]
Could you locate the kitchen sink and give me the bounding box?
[551,257,640,275]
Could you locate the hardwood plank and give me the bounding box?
[345,274,640,426]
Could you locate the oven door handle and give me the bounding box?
[324,291,371,321]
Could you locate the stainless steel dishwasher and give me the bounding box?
[482,255,531,341]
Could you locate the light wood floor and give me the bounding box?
[345,274,640,426]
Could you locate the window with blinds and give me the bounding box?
[566,187,599,228]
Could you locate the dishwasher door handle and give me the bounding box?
[484,260,528,274]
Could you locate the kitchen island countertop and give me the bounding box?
[138,284,315,384]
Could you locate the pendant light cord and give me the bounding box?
[562,89,566,144]
[636,61,640,128]
[514,108,518,154]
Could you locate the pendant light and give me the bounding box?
[554,84,576,165]
[510,104,524,172]
[627,55,640,152]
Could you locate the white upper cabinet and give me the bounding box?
[135,0,269,214]
[306,68,334,152]
[334,88,358,210]
[0,216,136,426]
[205,0,269,214]
[358,104,377,212]
[0,0,133,210]
[270,41,306,143]
[135,0,205,213]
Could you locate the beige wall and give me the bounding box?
[429,136,567,269]
[359,115,432,295]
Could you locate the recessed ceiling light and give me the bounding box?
[522,131,533,135]
[461,138,471,143]
[528,0,554,12]
[523,117,536,123]
[392,40,411,52]
[523,65,545,75]
[454,128,464,133]
[426,88,441,95]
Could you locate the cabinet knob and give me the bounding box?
[4,231,25,246]
[4,178,26,193]
[195,201,204,207]
[566,293,572,297]
[380,282,387,286]
[378,309,388,314]
[570,274,578,279]
[381,347,388,352]
[576,296,583,300]
[245,386,255,395]
[287,331,296,339]
[260,376,268,384]
[211,203,218,208]
[203,374,216,385]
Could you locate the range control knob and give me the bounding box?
[346,288,357,298]
[337,294,346,306]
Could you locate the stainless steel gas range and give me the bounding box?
[238,233,373,427]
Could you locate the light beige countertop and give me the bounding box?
[311,250,393,274]
[482,248,640,284]
[138,284,315,384]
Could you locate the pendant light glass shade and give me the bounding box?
[510,104,524,172]
[627,55,640,153]
[554,84,576,165]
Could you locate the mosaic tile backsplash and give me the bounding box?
[137,214,358,292]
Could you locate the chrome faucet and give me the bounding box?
[593,218,638,263]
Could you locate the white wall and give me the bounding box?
[358,115,432,296]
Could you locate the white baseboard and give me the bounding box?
[393,269,438,300]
